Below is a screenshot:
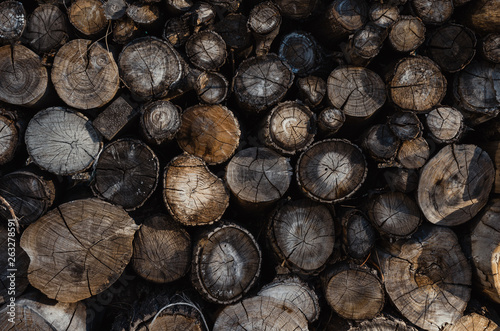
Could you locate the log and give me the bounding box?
[131,214,191,284]
[163,17,190,48]
[113,17,137,45]
[378,225,471,331]
[427,24,476,73]
[351,315,418,330]
[0,114,18,165]
[118,37,183,100]
[259,101,316,156]
[417,144,495,226]
[383,167,418,193]
[425,106,464,144]
[226,147,292,207]
[139,100,180,145]
[0,169,56,227]
[341,209,377,260]
[443,313,500,330]
[322,263,385,320]
[195,71,229,104]
[296,139,367,203]
[367,191,421,238]
[321,0,368,42]
[163,153,229,226]
[205,0,241,12]
[279,31,320,77]
[25,107,102,176]
[388,15,426,52]
[19,198,139,303]
[388,111,422,141]
[126,3,160,26]
[176,104,240,165]
[396,136,430,169]
[248,1,281,57]
[463,0,500,35]
[185,30,227,71]
[190,2,216,33]
[191,222,261,304]
[103,0,127,20]
[23,4,68,54]
[317,107,345,136]
[166,0,193,13]
[388,56,447,112]
[213,13,251,51]
[481,33,500,64]
[92,139,160,211]
[343,23,387,66]
[257,275,320,323]
[0,44,48,107]
[0,1,25,42]
[274,0,317,19]
[267,199,335,275]
[93,96,138,141]
[362,124,400,163]
[213,296,308,330]
[51,39,119,110]
[233,54,294,113]
[483,141,500,194]
[327,66,386,119]
[469,198,500,303]
[297,76,326,108]
[411,0,453,25]
[369,3,399,29]
[68,0,108,36]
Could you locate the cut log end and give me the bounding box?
[140,100,181,145]
[68,0,108,36]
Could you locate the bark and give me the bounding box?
[113,17,137,44]
[296,139,367,203]
[341,209,377,260]
[248,1,281,57]
[396,136,430,169]
[388,15,425,52]
[321,0,368,42]
[163,17,190,48]
[0,114,17,165]
[297,76,326,108]
[481,33,500,64]
[388,111,422,141]
[351,315,418,330]
[317,107,345,136]
[25,107,102,176]
[191,222,261,304]
[139,100,180,145]
[19,198,139,303]
[463,0,500,35]
[51,39,119,110]
[443,313,500,330]
[369,3,399,29]
[176,104,240,164]
[362,124,400,163]
[163,153,229,226]
[274,0,317,19]
[417,144,495,226]
[425,106,464,144]
[185,30,227,71]
[279,31,320,76]
[23,4,68,54]
[411,0,453,25]
[383,168,418,193]
[93,96,138,141]
[195,71,229,104]
[68,0,108,36]
[0,1,25,42]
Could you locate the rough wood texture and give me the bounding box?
[397,136,430,169]
[214,296,308,330]
[483,141,500,194]
[164,153,229,226]
[113,17,137,44]
[417,144,494,226]
[322,263,385,320]
[190,2,216,33]
[92,139,159,211]
[351,316,418,330]
[388,56,447,112]
[195,71,228,104]
[378,225,471,331]
[226,147,292,207]
[297,139,367,203]
[104,0,127,20]
[297,76,326,108]
[463,0,500,35]
[191,222,261,304]
[327,66,386,119]
[68,0,108,36]
[248,1,281,57]
[0,114,18,165]
[268,199,335,275]
[0,226,29,305]
[344,23,386,66]
[177,104,240,165]
[342,209,377,260]
[213,13,251,50]
[482,33,500,64]
[140,100,180,145]
[362,124,400,163]
[369,3,399,28]
[93,96,137,141]
[426,106,464,143]
[279,31,319,76]
[0,44,48,107]
[274,0,317,19]
[443,313,500,330]
[119,37,183,100]
[23,4,68,53]
[20,198,139,303]
[52,39,119,110]
[469,199,500,303]
[163,17,190,48]
[368,191,421,238]
[132,214,191,284]
[0,1,25,41]
[384,168,418,193]
[25,107,102,176]
[317,107,345,136]
[411,0,453,25]
[126,3,160,25]
[259,101,316,156]
[388,15,425,52]
[185,30,227,71]
[233,53,294,112]
[388,111,422,141]
[322,0,368,42]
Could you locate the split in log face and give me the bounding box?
[417,144,495,226]
[322,0,368,41]
[0,1,25,41]
[92,139,160,211]
[279,31,319,77]
[163,153,229,226]
[369,3,399,29]
[411,0,453,25]
[0,226,29,305]
[131,214,191,284]
[296,139,367,203]
[233,54,294,113]
[0,44,48,107]
[317,107,345,136]
[0,114,18,165]
[226,147,292,206]
[19,198,139,303]
[388,111,422,141]
[362,124,400,163]
[140,100,181,145]
[389,56,447,112]
[185,30,227,71]
[327,66,386,119]
[68,0,108,36]
[52,39,119,110]
[342,209,376,260]
[388,16,425,53]
[396,136,430,169]
[113,17,137,45]
[297,76,326,108]
[163,17,190,48]
[195,71,228,104]
[191,222,261,304]
[426,106,464,144]
[344,23,386,66]
[119,37,183,100]
[176,104,240,165]
[137,305,205,331]
[443,313,500,331]
[126,3,160,25]
[104,0,127,20]
[25,107,102,176]
[23,4,68,54]
[248,1,281,57]
[379,225,471,331]
[482,33,500,64]
[268,199,335,275]
[274,0,317,19]
[352,316,418,330]
[213,13,251,50]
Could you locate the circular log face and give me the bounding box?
[185,30,227,71]
[327,66,386,118]
[119,37,183,100]
[296,139,367,203]
[68,0,107,36]
[19,198,139,303]
[443,313,500,331]
[248,1,281,35]
[25,107,102,176]
[411,0,453,25]
[417,144,494,226]
[426,106,463,143]
[388,15,425,53]
[369,3,399,28]
[52,39,119,110]
[397,136,430,169]
[482,33,500,64]
[279,32,318,76]
[0,1,25,41]
[379,225,471,330]
[141,100,181,145]
[342,210,376,260]
[327,0,368,32]
[24,4,68,54]
[226,147,292,205]
[195,72,228,104]
[0,44,47,107]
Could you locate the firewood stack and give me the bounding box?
[0,0,499,330]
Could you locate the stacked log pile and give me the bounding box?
[0,0,499,330]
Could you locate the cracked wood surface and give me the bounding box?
[23,4,68,54]
[0,1,25,41]
[388,111,422,141]
[195,71,228,104]
[317,107,345,136]
[68,0,107,36]
[19,198,139,303]
[369,3,399,29]
[388,15,426,53]
[411,0,453,25]
[351,315,418,330]
[342,209,376,261]
[426,106,464,144]
[279,32,318,76]
[321,0,368,41]
[140,100,181,145]
[0,114,17,165]
[297,76,326,108]
[362,124,400,163]
[397,136,430,169]
[443,313,500,330]
[185,30,227,71]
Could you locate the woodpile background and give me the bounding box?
[0,0,499,330]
